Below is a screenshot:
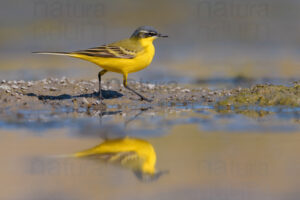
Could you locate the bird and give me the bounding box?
[74,137,168,182]
[33,26,168,102]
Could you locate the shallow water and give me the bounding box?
[1,101,299,132]
[0,98,300,200]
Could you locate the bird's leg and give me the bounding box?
[123,74,152,102]
[98,69,107,100]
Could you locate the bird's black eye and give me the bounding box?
[147,32,156,37]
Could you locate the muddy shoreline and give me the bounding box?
[0,77,221,111]
[0,78,299,121]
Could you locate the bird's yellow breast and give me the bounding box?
[73,37,156,74]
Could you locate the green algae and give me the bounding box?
[216,108,272,118]
[217,84,300,107]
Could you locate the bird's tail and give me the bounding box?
[32,51,71,56]
[47,154,76,158]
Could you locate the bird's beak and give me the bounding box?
[157,33,168,38]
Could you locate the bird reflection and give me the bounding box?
[74,137,168,182]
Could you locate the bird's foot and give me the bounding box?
[140,96,152,103]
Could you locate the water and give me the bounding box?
[1,102,299,132]
[0,99,299,200]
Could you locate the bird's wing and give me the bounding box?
[110,151,144,171]
[72,39,142,59]
[85,151,144,171]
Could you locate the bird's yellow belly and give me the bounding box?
[74,46,155,74]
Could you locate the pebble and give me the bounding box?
[0,85,10,90]
[147,84,155,90]
[91,79,98,83]
[27,82,34,87]
[207,98,213,102]
[182,89,190,93]
[82,98,89,104]
[102,85,107,90]
[17,80,25,84]
[42,79,48,84]
[135,84,141,89]
[192,96,197,101]
[94,100,101,105]
[49,87,58,91]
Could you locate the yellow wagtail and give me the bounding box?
[74,137,167,181]
[34,26,168,102]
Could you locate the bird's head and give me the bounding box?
[130,26,168,44]
[133,169,169,182]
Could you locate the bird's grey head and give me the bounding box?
[131,26,168,39]
[133,170,169,182]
